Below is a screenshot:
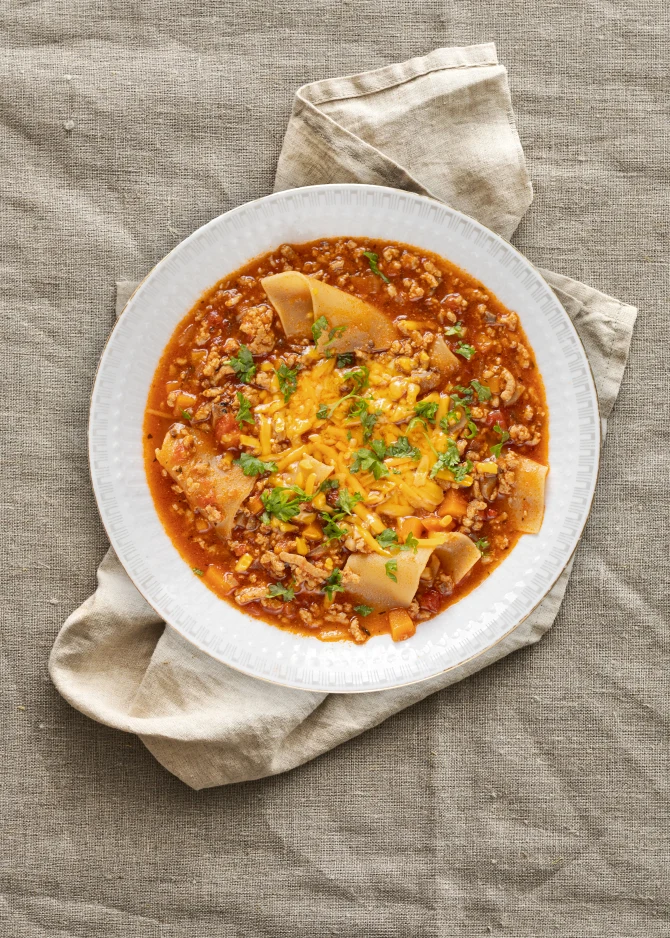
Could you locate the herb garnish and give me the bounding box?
[316,404,329,420]
[454,342,476,360]
[336,352,355,368]
[490,424,510,459]
[228,344,256,383]
[414,400,439,423]
[430,438,472,482]
[337,489,363,514]
[235,392,254,426]
[321,515,347,541]
[386,436,421,460]
[267,582,295,602]
[323,568,345,601]
[350,441,389,479]
[470,379,491,401]
[260,486,308,523]
[376,528,400,550]
[362,250,390,284]
[234,452,278,477]
[277,363,298,403]
[354,604,373,617]
[474,538,490,553]
[181,410,192,421]
[192,567,204,576]
[401,532,419,554]
[445,321,463,336]
[385,559,398,582]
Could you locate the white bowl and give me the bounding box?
[89,184,599,693]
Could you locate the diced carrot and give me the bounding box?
[204,566,236,593]
[421,515,454,533]
[438,490,468,518]
[389,608,416,642]
[397,516,423,541]
[247,496,263,515]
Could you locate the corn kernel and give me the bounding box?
[475,461,498,475]
[302,523,323,541]
[295,537,309,556]
[395,356,414,374]
[234,553,253,573]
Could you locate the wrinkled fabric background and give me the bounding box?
[2,3,668,936]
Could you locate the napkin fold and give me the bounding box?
[50,43,636,789]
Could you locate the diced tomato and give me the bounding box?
[486,409,508,429]
[214,413,239,444]
[486,508,498,520]
[418,589,442,613]
[207,310,222,326]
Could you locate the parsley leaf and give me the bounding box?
[464,420,478,439]
[277,363,298,403]
[192,567,204,576]
[376,528,399,550]
[490,423,511,459]
[181,409,192,421]
[321,514,347,541]
[267,582,295,602]
[362,250,390,284]
[350,446,389,479]
[316,404,329,420]
[454,342,476,360]
[234,452,278,477]
[336,352,355,368]
[311,315,329,344]
[430,438,471,481]
[414,400,438,423]
[386,436,420,460]
[470,379,491,401]
[323,568,345,601]
[451,459,473,482]
[354,604,374,617]
[400,532,419,554]
[317,477,339,494]
[385,559,398,582]
[474,538,490,553]
[260,486,305,522]
[343,366,370,393]
[235,392,254,426]
[349,398,380,442]
[337,489,363,514]
[228,344,256,383]
[370,439,387,460]
[445,321,463,336]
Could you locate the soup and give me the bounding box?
[144,238,548,643]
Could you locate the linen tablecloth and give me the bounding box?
[2,4,668,936]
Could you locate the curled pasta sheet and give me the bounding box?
[434,532,482,584]
[505,455,548,534]
[344,547,434,611]
[280,453,333,489]
[429,334,460,374]
[261,271,397,352]
[156,424,254,538]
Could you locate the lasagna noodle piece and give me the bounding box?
[261,271,397,352]
[505,455,548,534]
[434,532,482,584]
[155,423,254,538]
[343,547,434,611]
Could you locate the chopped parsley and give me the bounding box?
[414,400,439,423]
[401,532,419,554]
[321,514,347,541]
[454,342,476,360]
[470,379,491,401]
[337,489,363,514]
[277,363,298,403]
[362,250,390,284]
[474,538,490,553]
[343,366,370,393]
[430,438,472,482]
[311,315,329,344]
[385,559,398,582]
[464,420,478,439]
[316,404,329,420]
[336,352,355,368]
[260,486,306,523]
[323,568,345,601]
[376,528,400,550]
[192,567,204,576]
[350,442,389,479]
[235,392,254,426]
[181,410,192,421]
[267,582,295,602]
[354,604,374,617]
[444,321,463,336]
[349,398,380,442]
[386,436,420,460]
[317,477,340,494]
[228,344,256,383]
[234,452,278,477]
[490,423,510,459]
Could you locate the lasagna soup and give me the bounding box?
[144,238,548,643]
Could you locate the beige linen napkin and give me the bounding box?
[50,44,636,789]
